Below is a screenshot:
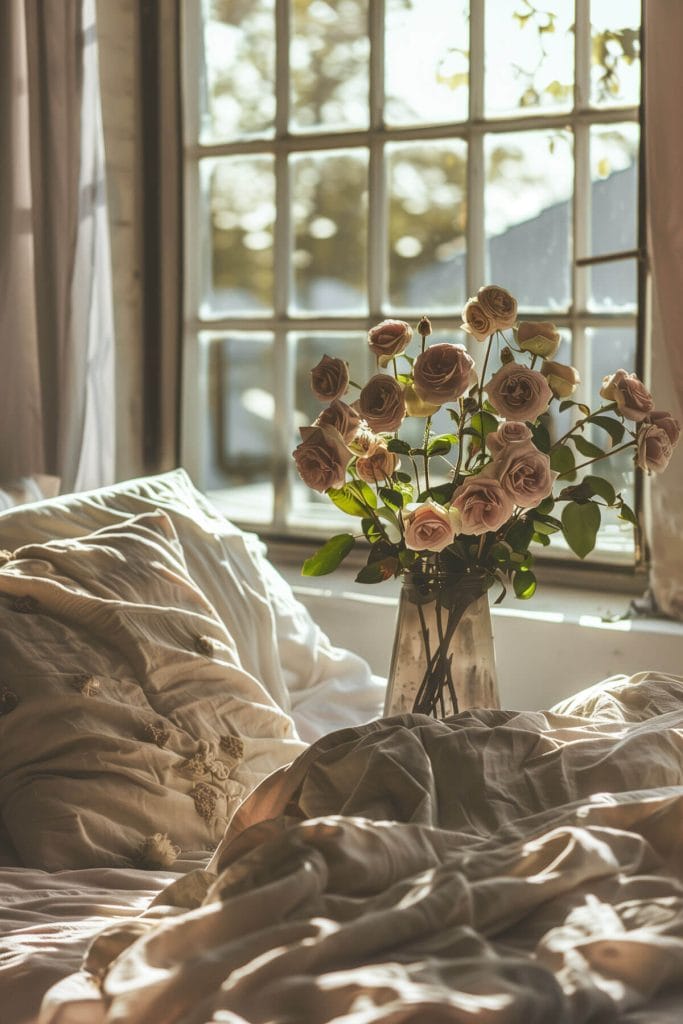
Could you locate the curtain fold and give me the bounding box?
[644,0,683,619]
[0,0,115,494]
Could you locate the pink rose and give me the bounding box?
[600,369,653,422]
[368,319,413,367]
[461,298,495,342]
[485,363,552,422]
[477,285,518,330]
[541,360,580,399]
[636,423,674,475]
[358,374,406,432]
[356,439,399,484]
[449,475,514,536]
[402,500,460,552]
[413,343,477,405]
[487,421,531,456]
[310,354,349,402]
[517,321,561,359]
[293,425,351,493]
[314,399,362,444]
[491,440,558,509]
[648,410,681,446]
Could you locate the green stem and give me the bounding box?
[423,416,432,493]
[558,440,635,478]
[453,399,466,484]
[550,404,620,451]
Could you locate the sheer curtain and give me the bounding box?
[0,0,115,494]
[645,1,683,619]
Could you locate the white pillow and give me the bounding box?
[0,511,305,870]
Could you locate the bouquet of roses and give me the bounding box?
[293,285,679,602]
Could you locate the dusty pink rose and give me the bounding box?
[517,321,561,359]
[402,500,460,552]
[541,360,580,399]
[600,369,653,422]
[485,363,552,422]
[413,343,476,405]
[293,425,351,493]
[358,374,406,432]
[648,410,681,446]
[314,399,361,443]
[450,475,514,536]
[368,319,413,367]
[491,440,558,509]
[487,421,532,456]
[636,423,674,474]
[461,297,495,342]
[310,354,349,402]
[477,285,518,330]
[356,439,399,484]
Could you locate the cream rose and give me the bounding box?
[485,363,552,422]
[487,421,532,456]
[310,354,350,402]
[517,321,561,359]
[292,425,351,493]
[491,440,558,509]
[356,439,399,484]
[358,374,406,432]
[600,369,653,422]
[413,343,477,405]
[314,399,362,443]
[402,500,460,552]
[368,319,413,367]
[461,298,495,342]
[449,475,514,536]
[403,384,441,418]
[636,423,674,475]
[477,285,518,330]
[648,410,681,446]
[541,360,581,399]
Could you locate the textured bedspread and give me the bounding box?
[41,673,683,1023]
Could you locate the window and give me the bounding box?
[182,0,643,564]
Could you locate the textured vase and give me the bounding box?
[384,567,500,719]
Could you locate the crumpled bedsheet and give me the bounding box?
[41,672,683,1023]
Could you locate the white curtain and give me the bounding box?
[0,0,115,494]
[645,0,683,619]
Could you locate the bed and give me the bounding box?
[1,471,682,1023]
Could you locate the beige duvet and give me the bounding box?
[41,672,683,1023]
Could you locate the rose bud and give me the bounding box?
[356,439,399,484]
[368,319,413,368]
[310,354,349,402]
[402,500,461,552]
[500,346,515,365]
[477,284,518,331]
[293,425,351,493]
[449,474,514,536]
[517,321,561,359]
[487,421,531,457]
[648,410,681,446]
[600,369,654,422]
[417,315,432,338]
[485,363,552,422]
[413,342,477,405]
[541,360,581,400]
[358,373,406,432]
[636,423,674,474]
[461,297,495,342]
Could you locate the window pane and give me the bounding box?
[485,1,573,117]
[290,0,369,133]
[199,0,275,143]
[200,156,275,316]
[197,332,275,525]
[291,149,368,314]
[590,0,641,108]
[387,140,467,313]
[589,123,639,311]
[385,0,468,127]
[485,130,573,311]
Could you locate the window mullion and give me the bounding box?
[368,0,386,342]
[273,0,292,529]
[467,0,485,300]
[573,0,592,415]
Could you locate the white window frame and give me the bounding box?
[181,0,643,567]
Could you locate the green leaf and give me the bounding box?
[589,415,625,446]
[427,438,453,457]
[513,570,537,599]
[355,557,399,584]
[584,475,616,506]
[536,497,555,515]
[470,411,499,439]
[505,519,534,552]
[559,399,577,412]
[379,487,404,510]
[361,517,383,544]
[572,435,605,459]
[561,501,601,558]
[531,421,552,454]
[327,481,377,517]
[302,534,355,576]
[387,438,411,455]
[618,502,638,526]
[532,519,560,535]
[417,482,456,505]
[395,471,412,483]
[550,445,577,480]
[532,532,551,547]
